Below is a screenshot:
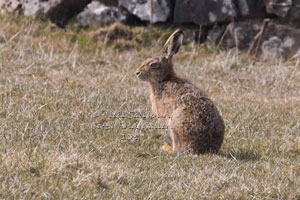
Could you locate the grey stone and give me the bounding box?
[287,0,300,24]
[23,0,46,17]
[44,0,92,27]
[119,0,173,23]
[99,0,118,6]
[174,0,237,25]
[1,0,91,27]
[0,0,23,14]
[262,36,284,59]
[264,0,300,24]
[182,29,197,43]
[77,1,126,26]
[263,23,300,58]
[235,0,266,17]
[211,21,261,50]
[264,0,292,17]
[207,26,227,45]
[211,21,300,59]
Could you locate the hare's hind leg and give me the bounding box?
[161,129,175,153]
[161,144,172,153]
[161,129,179,154]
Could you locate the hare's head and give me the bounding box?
[135,29,183,83]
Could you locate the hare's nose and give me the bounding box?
[136,72,141,76]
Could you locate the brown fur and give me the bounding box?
[135,29,225,154]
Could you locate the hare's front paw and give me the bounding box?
[161,144,172,153]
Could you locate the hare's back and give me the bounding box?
[176,94,222,124]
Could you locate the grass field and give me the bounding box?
[0,15,299,199]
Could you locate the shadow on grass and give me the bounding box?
[219,150,261,162]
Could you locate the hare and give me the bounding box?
[135,29,225,154]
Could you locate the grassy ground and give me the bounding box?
[0,15,299,199]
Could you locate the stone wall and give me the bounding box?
[1,0,299,59]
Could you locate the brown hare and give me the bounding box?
[135,29,225,154]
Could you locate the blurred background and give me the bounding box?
[1,0,300,60]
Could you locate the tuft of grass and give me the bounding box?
[0,15,299,199]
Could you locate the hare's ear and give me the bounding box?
[162,29,184,59]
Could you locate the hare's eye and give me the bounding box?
[149,62,160,69]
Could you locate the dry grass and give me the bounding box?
[0,15,299,199]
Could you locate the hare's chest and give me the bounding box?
[150,94,175,122]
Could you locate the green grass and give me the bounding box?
[0,15,299,199]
